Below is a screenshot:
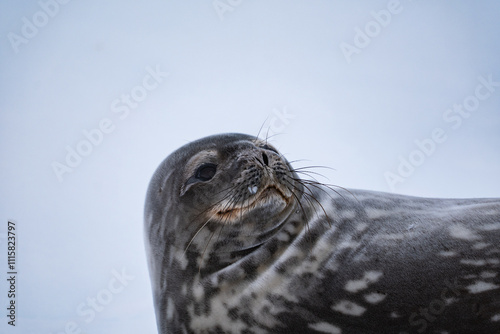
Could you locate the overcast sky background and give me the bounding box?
[1,1,499,333]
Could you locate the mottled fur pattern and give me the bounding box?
[145,133,500,333]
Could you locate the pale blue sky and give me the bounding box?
[1,1,499,333]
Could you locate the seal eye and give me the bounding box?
[195,163,217,181]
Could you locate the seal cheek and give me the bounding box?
[179,178,208,199]
[179,183,193,198]
[179,178,198,197]
[179,182,213,204]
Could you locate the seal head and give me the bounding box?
[145,133,304,332]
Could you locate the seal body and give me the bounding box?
[144,133,500,334]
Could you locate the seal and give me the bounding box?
[144,133,500,334]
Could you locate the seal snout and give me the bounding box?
[205,142,296,223]
[246,147,292,199]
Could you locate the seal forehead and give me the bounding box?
[147,134,257,194]
[162,133,256,169]
[183,133,256,156]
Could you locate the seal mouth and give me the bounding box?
[213,185,290,222]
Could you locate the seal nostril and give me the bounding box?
[262,152,269,166]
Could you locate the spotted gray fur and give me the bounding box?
[144,133,500,334]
